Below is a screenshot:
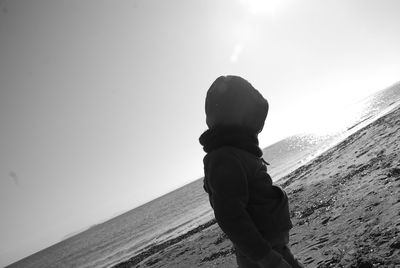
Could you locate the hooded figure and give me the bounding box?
[200,76,303,268]
[205,75,268,133]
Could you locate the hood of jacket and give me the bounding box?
[205,75,269,133]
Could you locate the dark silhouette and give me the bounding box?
[199,75,303,268]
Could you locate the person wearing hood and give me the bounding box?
[199,76,303,268]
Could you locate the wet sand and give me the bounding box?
[115,105,400,268]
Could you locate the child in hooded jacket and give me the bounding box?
[199,76,303,268]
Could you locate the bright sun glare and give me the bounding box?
[239,0,282,15]
[299,95,367,136]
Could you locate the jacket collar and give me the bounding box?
[199,126,263,157]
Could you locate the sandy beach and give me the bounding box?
[115,105,400,268]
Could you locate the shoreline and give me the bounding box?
[115,105,400,267]
[112,219,218,268]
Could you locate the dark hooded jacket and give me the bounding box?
[199,76,292,263]
[200,127,292,262]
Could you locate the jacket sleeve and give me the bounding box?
[205,150,273,262]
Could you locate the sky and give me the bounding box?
[1,0,400,266]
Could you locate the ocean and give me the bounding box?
[7,82,400,268]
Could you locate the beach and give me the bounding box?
[115,105,400,268]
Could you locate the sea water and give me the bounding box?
[7,83,400,268]
[6,178,214,268]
